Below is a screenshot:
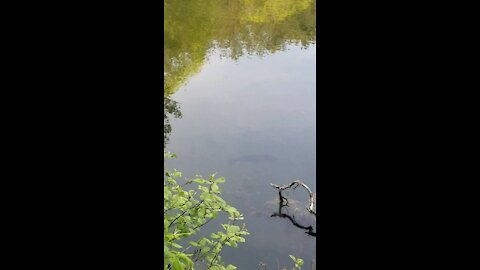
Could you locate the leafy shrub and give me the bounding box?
[164,152,249,270]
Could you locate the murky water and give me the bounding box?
[164,0,316,268]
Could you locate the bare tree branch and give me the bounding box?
[270,180,316,215]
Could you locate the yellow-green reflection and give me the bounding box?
[164,0,316,96]
[163,0,316,148]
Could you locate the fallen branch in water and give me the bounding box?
[270,186,316,237]
[270,180,316,216]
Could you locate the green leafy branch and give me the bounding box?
[164,154,249,270]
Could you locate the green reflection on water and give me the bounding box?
[164,0,316,96]
[163,0,316,149]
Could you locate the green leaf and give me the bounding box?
[228,225,240,233]
[198,186,209,192]
[193,178,206,184]
[212,183,220,193]
[177,253,193,268]
[171,242,182,249]
[172,258,183,270]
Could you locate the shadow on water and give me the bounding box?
[228,154,278,166]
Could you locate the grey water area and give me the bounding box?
[165,44,316,269]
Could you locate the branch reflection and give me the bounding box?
[270,201,316,237]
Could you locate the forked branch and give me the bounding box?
[270,180,316,215]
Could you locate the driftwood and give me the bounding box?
[270,180,316,216]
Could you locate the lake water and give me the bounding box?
[164,1,316,269]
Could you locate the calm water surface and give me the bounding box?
[164,1,316,268]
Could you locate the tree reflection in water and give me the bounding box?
[163,96,182,149]
[163,0,316,148]
[164,0,316,95]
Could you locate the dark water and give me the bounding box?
[164,0,316,268]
